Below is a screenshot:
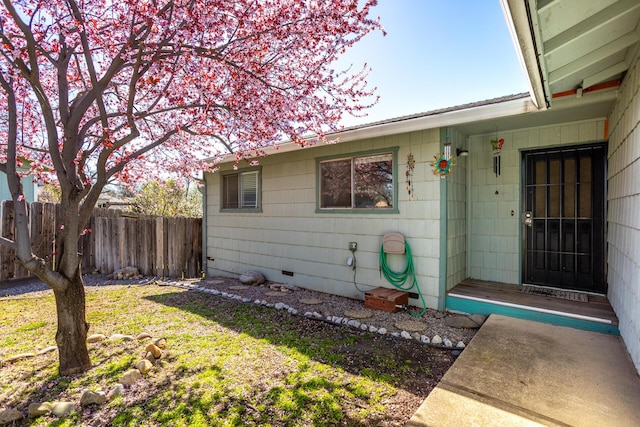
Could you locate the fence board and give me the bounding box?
[1,201,16,281]
[0,202,202,282]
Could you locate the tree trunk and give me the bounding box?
[53,271,91,375]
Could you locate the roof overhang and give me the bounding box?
[500,0,549,109]
[213,95,537,163]
[501,0,640,110]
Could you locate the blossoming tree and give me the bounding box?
[0,0,381,375]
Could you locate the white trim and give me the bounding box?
[448,292,614,325]
[501,0,548,109]
[214,96,538,164]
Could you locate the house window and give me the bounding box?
[319,151,395,210]
[222,169,260,210]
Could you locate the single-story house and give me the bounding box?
[204,0,640,375]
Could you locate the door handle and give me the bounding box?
[523,211,533,227]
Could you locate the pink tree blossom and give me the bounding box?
[0,0,382,374]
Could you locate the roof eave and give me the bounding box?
[500,0,549,110]
[212,95,538,164]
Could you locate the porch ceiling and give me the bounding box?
[505,0,640,109]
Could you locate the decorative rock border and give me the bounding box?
[174,282,472,351]
[0,334,169,424]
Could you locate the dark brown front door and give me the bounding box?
[523,143,606,293]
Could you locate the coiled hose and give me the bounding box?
[379,241,427,317]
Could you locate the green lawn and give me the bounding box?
[0,284,450,426]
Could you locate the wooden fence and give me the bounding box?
[0,201,202,282]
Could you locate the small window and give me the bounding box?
[222,170,260,210]
[319,151,394,210]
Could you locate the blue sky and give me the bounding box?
[337,1,530,127]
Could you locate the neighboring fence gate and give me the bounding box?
[0,201,202,282]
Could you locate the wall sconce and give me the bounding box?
[456,148,469,157]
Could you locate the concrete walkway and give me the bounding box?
[407,314,640,427]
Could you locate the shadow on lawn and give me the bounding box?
[133,290,453,425]
[145,290,451,386]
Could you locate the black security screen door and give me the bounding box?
[523,144,606,293]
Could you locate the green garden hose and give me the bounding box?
[379,241,427,317]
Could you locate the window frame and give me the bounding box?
[220,166,262,212]
[315,147,399,214]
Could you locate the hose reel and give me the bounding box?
[379,233,426,317]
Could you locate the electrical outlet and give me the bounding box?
[349,242,357,252]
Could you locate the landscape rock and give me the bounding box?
[136,359,153,374]
[444,315,484,329]
[368,325,378,333]
[112,266,140,280]
[80,389,107,406]
[145,352,156,363]
[456,341,466,348]
[238,270,266,285]
[87,333,106,343]
[421,335,430,344]
[347,319,361,329]
[28,402,52,418]
[107,384,125,399]
[432,335,443,345]
[51,401,75,417]
[400,331,412,339]
[136,332,152,340]
[146,344,162,359]
[152,338,167,349]
[109,333,134,341]
[377,327,387,335]
[412,332,421,341]
[0,408,23,424]
[443,338,453,347]
[119,369,143,386]
[274,302,286,310]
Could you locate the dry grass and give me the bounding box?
[0,284,454,426]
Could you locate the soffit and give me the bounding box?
[529,0,640,105]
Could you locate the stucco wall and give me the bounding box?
[206,129,444,309]
[607,54,640,374]
[467,118,607,284]
[446,128,467,290]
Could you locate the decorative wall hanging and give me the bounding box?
[490,135,504,177]
[490,137,504,152]
[431,152,456,179]
[406,152,415,199]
